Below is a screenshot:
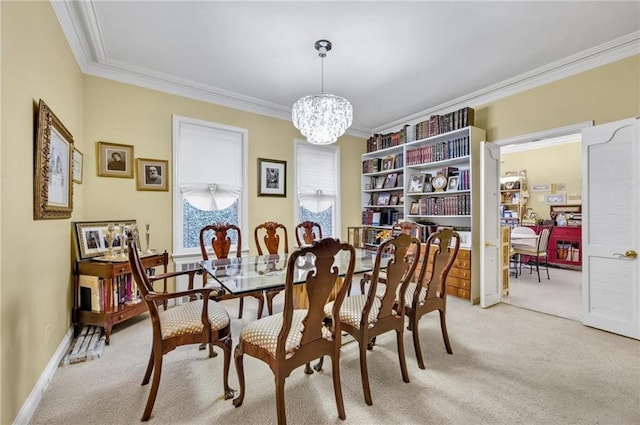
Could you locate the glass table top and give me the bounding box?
[199,248,383,295]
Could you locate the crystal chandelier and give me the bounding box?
[292,40,353,145]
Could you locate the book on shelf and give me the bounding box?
[371,211,382,226]
[79,274,103,313]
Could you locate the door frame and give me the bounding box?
[482,121,593,307]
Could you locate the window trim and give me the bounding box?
[293,139,341,240]
[172,115,248,260]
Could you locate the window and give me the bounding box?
[172,115,248,259]
[295,140,340,238]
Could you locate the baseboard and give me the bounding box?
[13,327,74,425]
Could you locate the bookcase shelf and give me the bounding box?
[73,252,168,344]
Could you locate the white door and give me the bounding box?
[582,117,639,339]
[479,141,502,307]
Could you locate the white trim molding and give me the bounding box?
[13,328,74,425]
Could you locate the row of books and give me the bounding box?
[365,106,474,155]
[78,268,155,313]
[405,136,470,165]
[362,152,404,174]
[366,125,410,153]
[410,194,471,216]
[362,209,403,226]
[415,107,475,140]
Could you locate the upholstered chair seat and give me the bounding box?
[324,295,381,329]
[239,309,332,356]
[159,299,230,339]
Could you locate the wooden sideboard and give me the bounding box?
[73,252,168,344]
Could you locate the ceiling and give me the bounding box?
[52,1,639,138]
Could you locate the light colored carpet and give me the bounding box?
[29,293,639,425]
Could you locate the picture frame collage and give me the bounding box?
[98,142,169,192]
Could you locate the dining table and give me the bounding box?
[199,248,385,309]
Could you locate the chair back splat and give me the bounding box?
[200,223,242,260]
[254,221,289,315]
[255,221,289,255]
[199,223,264,320]
[295,221,323,246]
[232,238,356,425]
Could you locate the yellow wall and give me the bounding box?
[81,77,364,255]
[1,2,84,423]
[2,1,639,423]
[502,142,582,220]
[476,55,640,140]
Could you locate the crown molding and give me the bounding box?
[52,2,637,140]
[374,32,639,134]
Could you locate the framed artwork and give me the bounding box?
[258,158,286,197]
[381,155,395,171]
[545,194,567,204]
[389,193,400,205]
[73,220,140,261]
[73,148,83,184]
[410,201,420,215]
[136,158,169,191]
[374,176,385,189]
[97,141,134,178]
[408,173,425,193]
[34,99,74,220]
[377,192,391,206]
[447,176,459,191]
[384,172,398,188]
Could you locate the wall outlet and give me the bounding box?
[45,324,51,343]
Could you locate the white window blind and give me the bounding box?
[179,124,243,211]
[297,143,337,213]
[295,141,340,238]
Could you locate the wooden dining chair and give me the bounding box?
[322,233,421,405]
[199,223,265,319]
[295,220,323,246]
[232,238,356,425]
[254,221,289,315]
[127,239,233,421]
[359,221,422,295]
[399,227,459,370]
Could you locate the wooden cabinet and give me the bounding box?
[548,226,582,269]
[447,248,471,300]
[73,252,168,343]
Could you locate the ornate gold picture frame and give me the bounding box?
[34,99,74,220]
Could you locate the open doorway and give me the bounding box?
[493,126,587,321]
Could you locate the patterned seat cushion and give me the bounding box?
[159,299,230,339]
[239,309,332,356]
[398,281,428,307]
[324,294,381,329]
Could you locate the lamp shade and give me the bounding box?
[292,93,353,145]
